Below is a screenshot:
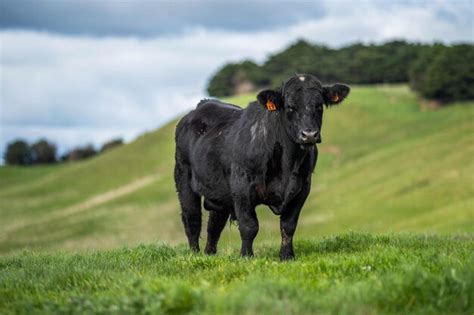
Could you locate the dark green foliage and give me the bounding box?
[207,40,474,103]
[262,40,333,86]
[207,60,269,97]
[411,44,474,102]
[207,63,238,97]
[64,144,97,161]
[5,138,123,166]
[207,39,424,96]
[3,139,32,165]
[4,139,57,166]
[100,138,124,153]
[335,41,420,84]
[409,44,447,94]
[31,139,57,164]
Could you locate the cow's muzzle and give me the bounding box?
[299,129,321,144]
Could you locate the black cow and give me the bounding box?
[174,74,349,260]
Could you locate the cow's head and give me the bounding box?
[257,74,350,146]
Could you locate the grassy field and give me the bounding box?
[0,85,473,314]
[1,233,473,314]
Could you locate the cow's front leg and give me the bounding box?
[279,208,301,260]
[279,183,310,261]
[235,200,259,257]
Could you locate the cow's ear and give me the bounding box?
[257,89,283,111]
[323,84,350,106]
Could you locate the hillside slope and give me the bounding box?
[0,86,473,255]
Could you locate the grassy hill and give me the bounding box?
[0,85,473,256]
[1,85,473,314]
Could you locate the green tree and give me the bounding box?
[262,39,330,85]
[100,138,124,153]
[207,40,432,96]
[421,44,474,102]
[4,140,32,166]
[409,44,446,96]
[377,40,420,83]
[207,61,266,97]
[65,144,97,162]
[206,39,474,102]
[31,139,57,164]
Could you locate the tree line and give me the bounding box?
[4,138,123,166]
[207,40,474,103]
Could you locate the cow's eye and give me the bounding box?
[287,106,296,113]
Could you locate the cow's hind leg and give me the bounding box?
[205,209,230,255]
[175,160,201,252]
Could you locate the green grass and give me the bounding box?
[1,233,472,314]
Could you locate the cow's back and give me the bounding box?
[175,99,242,154]
[194,99,242,130]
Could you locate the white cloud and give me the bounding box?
[1,0,472,159]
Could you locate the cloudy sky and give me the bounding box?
[1,0,473,159]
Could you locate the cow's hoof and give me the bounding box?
[280,252,295,261]
[204,247,217,255]
[240,251,254,258]
[190,245,200,253]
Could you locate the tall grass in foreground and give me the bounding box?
[1,233,473,314]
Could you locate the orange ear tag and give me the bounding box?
[266,100,277,111]
[331,94,340,102]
